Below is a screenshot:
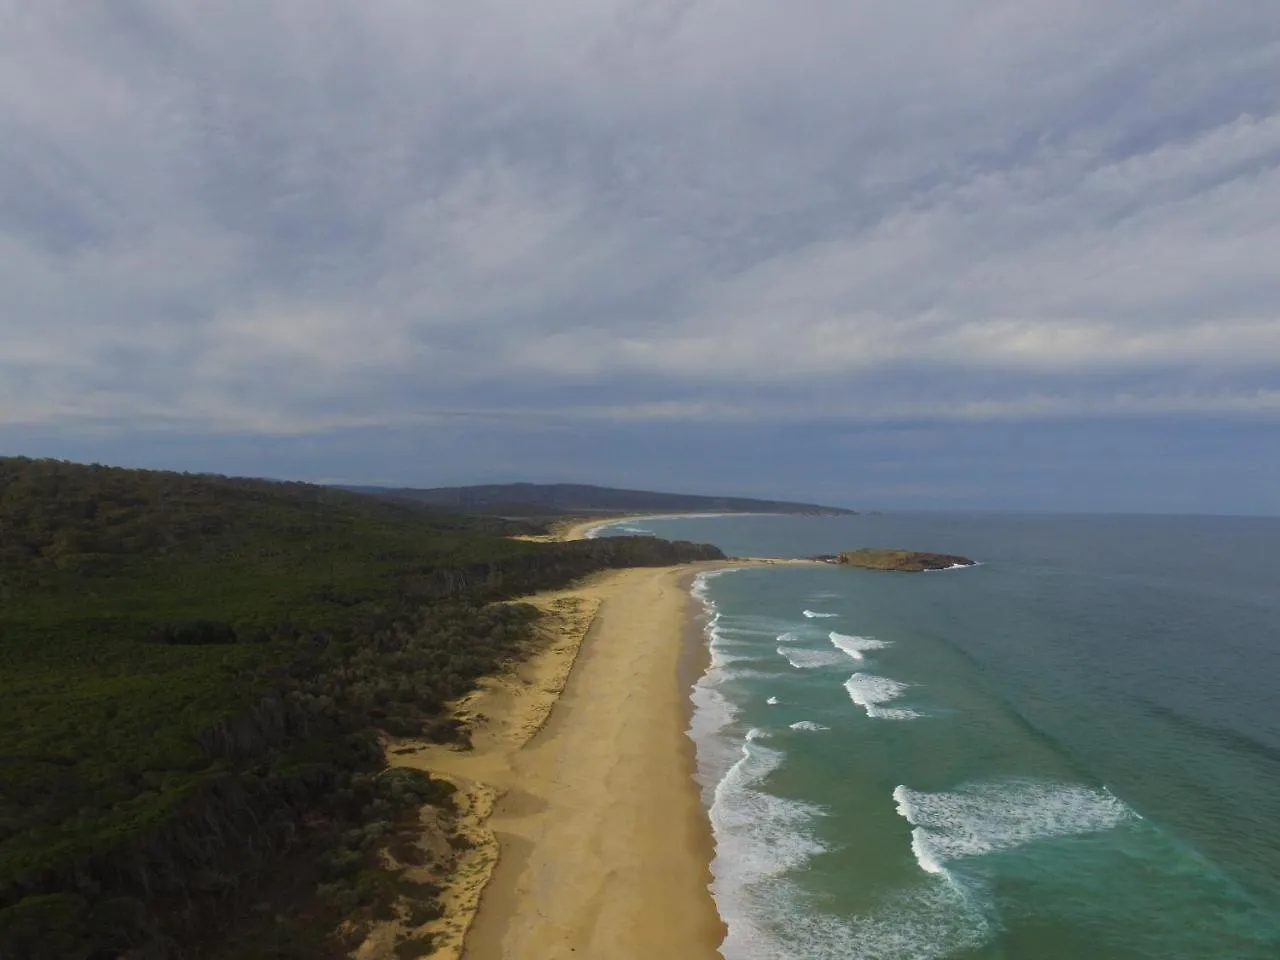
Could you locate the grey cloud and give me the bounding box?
[1,0,1278,435]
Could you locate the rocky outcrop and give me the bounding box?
[832,548,976,572]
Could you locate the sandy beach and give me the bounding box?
[559,512,760,542]
[377,561,746,959]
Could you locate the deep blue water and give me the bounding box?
[596,513,1280,959]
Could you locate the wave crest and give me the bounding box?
[845,673,921,720]
[829,631,889,662]
[777,645,848,669]
[893,780,1134,876]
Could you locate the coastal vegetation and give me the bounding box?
[0,457,723,959]
[831,548,975,572]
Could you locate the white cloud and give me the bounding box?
[1,0,1278,433]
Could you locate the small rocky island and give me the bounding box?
[817,548,977,572]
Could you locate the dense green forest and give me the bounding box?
[0,457,723,959]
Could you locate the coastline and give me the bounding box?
[372,561,749,959]
[559,511,772,542]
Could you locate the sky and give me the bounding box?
[2,1,1278,513]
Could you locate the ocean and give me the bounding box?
[592,513,1280,959]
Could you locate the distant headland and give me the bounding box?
[342,481,855,518]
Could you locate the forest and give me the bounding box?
[0,457,723,959]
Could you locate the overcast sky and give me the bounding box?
[2,1,1278,512]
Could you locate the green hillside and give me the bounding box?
[0,458,722,958]
[346,481,855,517]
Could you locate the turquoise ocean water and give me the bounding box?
[593,514,1280,959]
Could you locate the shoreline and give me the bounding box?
[369,557,817,957]
[372,561,752,959]
[464,562,745,959]
[558,512,749,542]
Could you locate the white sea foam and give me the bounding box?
[709,731,831,958]
[686,561,1003,960]
[692,567,740,603]
[735,879,992,960]
[803,609,839,618]
[777,645,848,669]
[688,567,994,960]
[704,610,774,672]
[829,631,889,661]
[844,673,921,719]
[707,619,756,670]
[709,732,825,877]
[766,696,779,705]
[689,684,736,749]
[893,780,1134,876]
[689,681,742,805]
[715,844,991,960]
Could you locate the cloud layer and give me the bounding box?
[1,1,1278,503]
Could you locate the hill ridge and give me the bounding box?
[343,481,853,517]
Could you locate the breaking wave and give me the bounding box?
[893,780,1134,876]
[778,645,848,669]
[844,673,922,720]
[829,631,889,662]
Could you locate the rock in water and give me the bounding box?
[835,548,975,572]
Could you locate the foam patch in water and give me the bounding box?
[710,732,826,878]
[709,732,833,958]
[844,673,922,719]
[692,567,740,603]
[778,645,849,669]
[789,720,830,731]
[829,631,889,661]
[803,609,839,618]
[716,858,992,960]
[893,780,1134,875]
